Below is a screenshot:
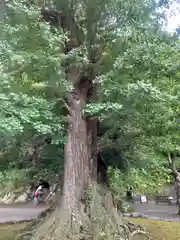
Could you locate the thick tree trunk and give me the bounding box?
[87,118,98,180]
[174,178,180,215]
[168,152,180,215]
[31,111,91,239]
[175,180,180,204]
[62,91,90,212]
[175,180,180,215]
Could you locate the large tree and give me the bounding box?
[0,0,179,238]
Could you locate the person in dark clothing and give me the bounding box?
[127,190,132,198]
[126,186,133,202]
[35,179,50,191]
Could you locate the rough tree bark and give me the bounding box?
[62,81,91,211]
[87,117,98,180]
[168,152,180,215]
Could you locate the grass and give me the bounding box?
[0,223,27,240]
[1,218,180,240]
[126,218,180,240]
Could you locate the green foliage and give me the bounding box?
[0,1,65,138]
[108,165,172,196]
[101,24,180,192]
[0,169,30,194]
[40,142,64,173]
[0,0,179,198]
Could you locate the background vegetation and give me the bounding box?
[0,0,179,199]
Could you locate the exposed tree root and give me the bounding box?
[17,184,151,240]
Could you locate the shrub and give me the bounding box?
[108,165,172,197]
[0,169,30,195]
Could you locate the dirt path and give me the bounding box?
[0,200,180,224]
[133,201,180,221]
[0,203,46,223]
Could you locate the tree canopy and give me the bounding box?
[0,0,180,207]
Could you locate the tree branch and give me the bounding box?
[168,152,179,176]
[41,8,84,52]
[8,64,27,76]
[130,229,150,240]
[58,98,72,115]
[168,152,172,165]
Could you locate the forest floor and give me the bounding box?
[1,218,180,240]
[124,201,180,240]
[0,223,26,240]
[0,200,180,240]
[125,218,180,240]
